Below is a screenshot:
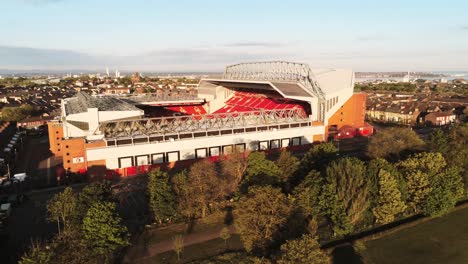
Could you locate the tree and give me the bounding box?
[367,128,424,159]
[147,169,177,225]
[423,166,464,216]
[82,201,129,261]
[172,234,184,261]
[324,158,369,227]
[428,128,449,155]
[277,234,330,264]
[397,152,446,212]
[372,170,407,224]
[47,187,77,235]
[172,160,226,218]
[76,181,113,222]
[445,124,468,197]
[242,151,281,189]
[220,149,249,194]
[1,105,30,121]
[276,150,299,191]
[293,170,323,218]
[297,143,338,175]
[235,186,293,254]
[219,227,231,248]
[319,183,352,236]
[19,240,53,264]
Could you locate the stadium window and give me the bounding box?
[209,146,221,157]
[118,156,134,168]
[235,143,246,152]
[151,153,165,164]
[222,145,234,154]
[67,160,70,163]
[281,138,291,148]
[270,139,280,149]
[66,153,70,156]
[56,131,59,134]
[195,148,207,159]
[65,145,69,148]
[291,137,301,146]
[258,141,269,150]
[135,155,150,166]
[166,151,180,162]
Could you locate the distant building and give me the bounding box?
[424,111,456,126]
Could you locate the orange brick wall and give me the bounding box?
[328,93,367,130]
[61,138,106,173]
[48,122,64,156]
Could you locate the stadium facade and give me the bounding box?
[48,61,372,177]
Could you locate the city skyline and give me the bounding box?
[1,0,468,71]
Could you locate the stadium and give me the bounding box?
[48,61,372,177]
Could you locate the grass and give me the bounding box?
[361,206,468,264]
[140,235,243,264]
[145,212,227,245]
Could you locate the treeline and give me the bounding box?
[19,182,129,264]
[144,124,467,262]
[22,125,467,263]
[355,83,416,92]
[1,104,34,122]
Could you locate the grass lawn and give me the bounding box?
[139,235,243,264]
[361,206,468,264]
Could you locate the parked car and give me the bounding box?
[12,173,27,182]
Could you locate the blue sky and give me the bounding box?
[1,0,467,72]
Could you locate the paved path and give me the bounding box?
[125,225,236,263]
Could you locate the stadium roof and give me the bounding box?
[64,92,142,115]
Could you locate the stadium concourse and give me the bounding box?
[47,61,372,178]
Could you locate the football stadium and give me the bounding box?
[48,61,372,177]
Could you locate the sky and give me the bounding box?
[0,0,467,72]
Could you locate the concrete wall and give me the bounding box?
[86,125,325,169]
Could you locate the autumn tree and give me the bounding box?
[277,234,331,264]
[173,160,226,218]
[372,170,407,224]
[367,127,424,159]
[220,149,249,194]
[82,201,129,262]
[47,187,77,235]
[147,169,177,224]
[235,186,293,254]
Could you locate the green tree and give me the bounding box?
[235,186,293,254]
[147,169,177,225]
[76,181,113,222]
[47,187,77,235]
[297,143,338,176]
[372,170,407,224]
[324,158,369,227]
[367,128,424,159]
[277,234,330,264]
[319,183,352,236]
[398,152,446,212]
[276,150,299,191]
[428,128,449,155]
[242,152,281,189]
[293,170,323,218]
[423,166,464,216]
[445,124,468,197]
[82,201,129,261]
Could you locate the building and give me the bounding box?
[424,111,456,126]
[48,61,371,177]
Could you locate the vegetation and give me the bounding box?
[47,187,77,235]
[234,186,292,254]
[82,201,130,260]
[1,104,34,121]
[172,234,185,261]
[277,234,330,264]
[372,170,407,224]
[367,127,424,159]
[147,169,178,225]
[354,82,416,92]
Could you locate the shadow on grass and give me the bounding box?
[332,244,364,264]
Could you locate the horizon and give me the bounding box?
[1,0,468,72]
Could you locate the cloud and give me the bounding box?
[224,42,287,48]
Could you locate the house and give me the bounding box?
[424,111,456,126]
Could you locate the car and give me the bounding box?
[12,173,27,182]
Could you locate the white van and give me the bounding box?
[12,173,27,182]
